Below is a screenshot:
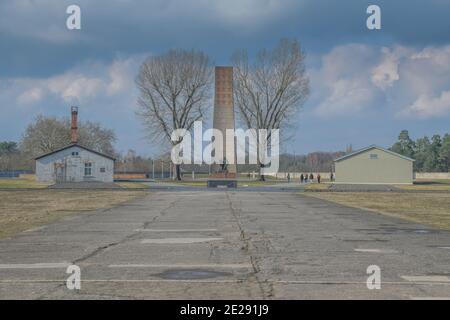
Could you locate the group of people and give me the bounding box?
[286,172,335,184]
[299,173,320,184]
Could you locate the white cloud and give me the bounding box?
[310,44,450,119]
[16,87,43,105]
[311,44,382,117]
[399,91,450,119]
[47,75,104,102]
[371,46,411,90]
[11,57,140,106]
[314,79,378,116]
[107,59,135,95]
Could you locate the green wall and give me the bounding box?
[335,148,413,184]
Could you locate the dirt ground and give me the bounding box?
[305,192,450,231]
[0,190,148,239]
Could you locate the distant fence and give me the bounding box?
[0,170,33,178]
[4,171,449,181]
[114,173,148,180]
[114,171,172,180]
[265,172,333,179]
[415,172,450,179]
[268,172,450,180]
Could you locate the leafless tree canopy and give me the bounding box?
[136,49,213,145]
[232,39,309,180]
[21,115,116,158]
[232,39,309,133]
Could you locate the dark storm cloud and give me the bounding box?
[1,0,450,77]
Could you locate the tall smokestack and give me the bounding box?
[71,106,78,144]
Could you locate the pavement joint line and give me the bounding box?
[353,248,398,253]
[410,297,450,300]
[0,279,245,283]
[134,229,218,232]
[0,263,71,269]
[274,280,450,285]
[1,279,450,285]
[140,237,223,244]
[108,263,252,268]
[401,275,450,282]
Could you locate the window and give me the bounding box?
[100,167,106,173]
[369,154,378,159]
[84,162,92,176]
[72,151,79,156]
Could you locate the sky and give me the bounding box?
[1,0,450,156]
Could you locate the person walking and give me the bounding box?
[300,173,304,183]
[317,174,321,184]
[287,173,291,183]
[309,173,314,181]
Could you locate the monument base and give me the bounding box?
[207,179,238,188]
[209,172,237,179]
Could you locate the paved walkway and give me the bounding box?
[0,191,449,299]
[146,181,305,193]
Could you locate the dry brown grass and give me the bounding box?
[304,192,450,230]
[396,179,450,191]
[0,190,147,239]
[0,179,50,189]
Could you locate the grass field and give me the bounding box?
[0,179,50,189]
[305,192,450,230]
[303,179,450,191]
[0,190,147,239]
[0,179,151,190]
[396,179,450,191]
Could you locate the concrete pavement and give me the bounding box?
[0,190,449,299]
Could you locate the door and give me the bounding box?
[54,164,66,183]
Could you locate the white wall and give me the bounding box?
[36,146,114,183]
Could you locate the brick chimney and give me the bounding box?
[71,106,78,144]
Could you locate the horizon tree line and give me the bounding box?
[391,130,450,172]
[2,129,450,174]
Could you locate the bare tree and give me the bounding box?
[21,115,116,159]
[77,121,116,156]
[136,49,213,180]
[232,39,309,180]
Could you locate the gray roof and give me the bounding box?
[334,145,415,162]
[35,143,116,161]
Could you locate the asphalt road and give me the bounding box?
[0,190,450,299]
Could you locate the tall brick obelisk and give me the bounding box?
[211,66,237,177]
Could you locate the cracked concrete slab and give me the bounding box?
[0,191,449,299]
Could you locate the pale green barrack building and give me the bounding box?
[334,145,415,185]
